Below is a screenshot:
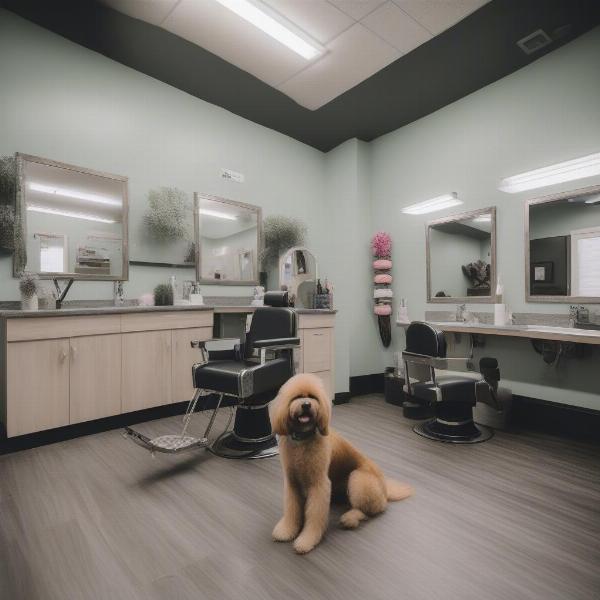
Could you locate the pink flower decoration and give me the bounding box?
[374,305,392,316]
[374,274,392,284]
[371,232,392,258]
[373,259,392,270]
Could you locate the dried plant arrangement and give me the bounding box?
[19,272,38,299]
[372,231,393,348]
[260,215,306,270]
[144,187,190,241]
[0,155,17,253]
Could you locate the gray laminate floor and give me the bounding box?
[1,395,599,600]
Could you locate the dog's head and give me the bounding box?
[270,374,331,438]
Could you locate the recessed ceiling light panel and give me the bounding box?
[213,0,324,60]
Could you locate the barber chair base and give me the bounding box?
[414,418,493,444]
[208,403,278,459]
[209,432,278,459]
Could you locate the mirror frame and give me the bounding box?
[194,192,262,286]
[426,206,497,304]
[525,183,600,304]
[14,153,129,281]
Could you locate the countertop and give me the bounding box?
[422,320,600,346]
[0,304,337,318]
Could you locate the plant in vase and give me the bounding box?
[153,283,174,306]
[19,272,39,311]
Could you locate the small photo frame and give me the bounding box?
[533,261,553,282]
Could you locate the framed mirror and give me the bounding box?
[427,206,497,303]
[194,193,261,285]
[14,153,128,280]
[526,184,600,302]
[279,246,318,308]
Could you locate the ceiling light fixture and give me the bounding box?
[584,194,600,205]
[473,215,492,223]
[213,0,324,60]
[29,182,122,207]
[27,204,117,223]
[199,208,238,221]
[498,152,600,193]
[401,193,462,215]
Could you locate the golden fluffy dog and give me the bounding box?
[269,373,413,554]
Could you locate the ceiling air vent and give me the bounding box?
[517,29,552,55]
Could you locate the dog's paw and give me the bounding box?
[272,519,300,542]
[293,535,318,554]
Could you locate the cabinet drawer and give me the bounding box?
[303,328,331,373]
[312,371,332,400]
[120,310,213,333]
[298,314,335,330]
[7,315,120,341]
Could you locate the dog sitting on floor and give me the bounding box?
[269,373,413,554]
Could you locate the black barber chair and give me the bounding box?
[403,322,503,443]
[192,291,298,458]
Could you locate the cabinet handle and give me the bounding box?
[71,345,77,360]
[59,349,68,362]
[312,333,324,337]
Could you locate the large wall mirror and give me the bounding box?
[14,153,128,280]
[194,193,261,285]
[427,206,497,303]
[526,184,600,302]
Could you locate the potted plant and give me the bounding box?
[19,272,39,311]
[0,155,16,254]
[260,215,306,287]
[153,283,174,306]
[144,187,190,241]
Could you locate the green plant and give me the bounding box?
[144,187,190,240]
[153,283,174,306]
[260,215,306,270]
[19,272,38,299]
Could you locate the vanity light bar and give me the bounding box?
[199,208,237,220]
[213,0,324,60]
[401,193,462,215]
[473,215,492,222]
[27,204,116,224]
[498,152,600,193]
[29,182,122,207]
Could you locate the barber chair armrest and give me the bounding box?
[253,337,300,349]
[402,351,474,371]
[191,338,241,362]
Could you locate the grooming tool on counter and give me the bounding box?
[189,282,204,305]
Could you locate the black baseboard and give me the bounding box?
[333,392,351,405]
[349,373,385,396]
[511,395,600,443]
[0,394,236,455]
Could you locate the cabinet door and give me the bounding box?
[312,371,332,401]
[302,328,332,373]
[7,339,70,437]
[171,327,212,404]
[69,334,122,424]
[122,331,172,413]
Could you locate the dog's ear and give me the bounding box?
[314,381,332,437]
[269,390,290,436]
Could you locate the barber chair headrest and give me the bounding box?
[264,291,290,307]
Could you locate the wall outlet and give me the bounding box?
[220,168,245,183]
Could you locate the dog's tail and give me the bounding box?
[385,479,414,501]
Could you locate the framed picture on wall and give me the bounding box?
[533,261,554,282]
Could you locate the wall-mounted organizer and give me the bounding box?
[372,232,393,347]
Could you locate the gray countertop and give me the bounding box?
[0,304,336,318]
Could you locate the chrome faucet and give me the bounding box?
[456,303,466,322]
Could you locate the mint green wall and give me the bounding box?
[2,9,600,406]
[369,26,600,409]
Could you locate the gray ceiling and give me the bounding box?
[3,0,600,152]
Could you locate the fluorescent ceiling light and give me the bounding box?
[27,204,116,224]
[29,182,122,207]
[499,152,600,193]
[213,0,324,60]
[402,193,462,215]
[199,208,237,221]
[473,215,492,223]
[585,194,600,204]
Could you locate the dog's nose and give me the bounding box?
[301,401,311,411]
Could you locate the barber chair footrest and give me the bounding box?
[209,431,278,459]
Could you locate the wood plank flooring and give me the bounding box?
[1,395,599,600]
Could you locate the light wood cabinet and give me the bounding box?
[70,334,122,424]
[122,330,172,412]
[171,327,212,403]
[7,339,70,436]
[297,315,335,400]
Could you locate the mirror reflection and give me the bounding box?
[195,193,260,284]
[16,154,128,279]
[528,186,600,300]
[279,247,318,308]
[427,208,496,302]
